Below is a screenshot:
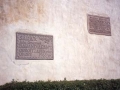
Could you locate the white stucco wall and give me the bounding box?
[0,0,120,85]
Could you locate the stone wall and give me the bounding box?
[0,0,120,85]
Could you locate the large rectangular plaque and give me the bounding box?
[16,32,54,60]
[87,14,111,36]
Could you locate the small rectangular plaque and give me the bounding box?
[16,32,54,60]
[87,14,111,36]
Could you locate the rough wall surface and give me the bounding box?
[0,0,120,85]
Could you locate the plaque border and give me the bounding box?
[87,14,111,36]
[15,32,54,60]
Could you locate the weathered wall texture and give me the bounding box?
[0,0,120,85]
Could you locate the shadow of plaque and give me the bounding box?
[16,32,54,60]
[87,14,111,36]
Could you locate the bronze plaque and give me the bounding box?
[16,32,54,60]
[87,14,111,36]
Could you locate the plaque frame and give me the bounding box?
[87,14,111,36]
[15,32,54,60]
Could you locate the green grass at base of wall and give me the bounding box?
[0,79,120,90]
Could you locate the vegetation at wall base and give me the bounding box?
[0,79,120,90]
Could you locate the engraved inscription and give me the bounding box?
[87,14,111,36]
[16,32,53,60]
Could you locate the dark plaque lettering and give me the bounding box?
[16,32,54,60]
[87,14,111,36]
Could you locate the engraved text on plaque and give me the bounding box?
[87,14,111,36]
[16,32,53,60]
